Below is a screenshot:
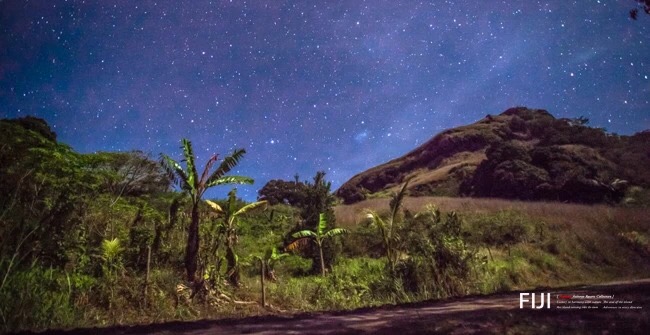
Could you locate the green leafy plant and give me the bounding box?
[364,176,412,273]
[206,189,267,286]
[288,213,347,276]
[159,138,253,282]
[252,247,288,307]
[399,206,478,299]
[100,238,123,309]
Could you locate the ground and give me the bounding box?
[23,279,649,335]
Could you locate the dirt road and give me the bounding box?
[34,279,650,334]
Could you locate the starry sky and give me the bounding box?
[1,1,649,201]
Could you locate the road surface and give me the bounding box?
[28,279,650,334]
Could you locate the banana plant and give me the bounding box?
[288,213,347,277]
[206,189,267,287]
[160,138,253,283]
[252,247,288,307]
[364,176,412,273]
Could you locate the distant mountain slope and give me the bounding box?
[335,107,650,204]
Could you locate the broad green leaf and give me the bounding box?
[292,230,317,239]
[205,200,223,213]
[206,175,254,188]
[234,200,268,217]
[323,228,348,238]
[317,213,327,235]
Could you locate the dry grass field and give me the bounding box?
[335,196,650,230]
[336,196,650,289]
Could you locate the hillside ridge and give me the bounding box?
[335,107,650,204]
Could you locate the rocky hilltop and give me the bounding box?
[336,107,650,204]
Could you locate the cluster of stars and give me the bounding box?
[0,1,648,200]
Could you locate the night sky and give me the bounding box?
[1,1,649,201]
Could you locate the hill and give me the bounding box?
[335,107,650,204]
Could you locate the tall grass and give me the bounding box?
[241,257,387,311]
[335,196,650,230]
[337,197,650,291]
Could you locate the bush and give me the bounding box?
[395,207,480,299]
[342,223,384,258]
[275,254,312,277]
[0,266,81,332]
[269,257,385,311]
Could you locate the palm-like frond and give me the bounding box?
[390,175,413,223]
[365,210,387,230]
[234,200,268,217]
[159,153,189,190]
[206,175,254,188]
[205,149,247,186]
[323,228,348,239]
[365,209,392,252]
[199,154,219,188]
[286,237,311,251]
[365,209,386,227]
[181,139,199,190]
[101,238,122,262]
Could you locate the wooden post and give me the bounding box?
[144,245,152,309]
[260,260,266,307]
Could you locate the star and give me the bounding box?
[0,0,647,201]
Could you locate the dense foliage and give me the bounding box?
[257,178,309,206]
[1,116,649,333]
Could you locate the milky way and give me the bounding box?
[1,1,648,200]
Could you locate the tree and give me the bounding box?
[300,171,339,274]
[159,139,253,283]
[288,213,347,276]
[205,189,267,286]
[4,116,56,142]
[257,179,309,206]
[0,118,102,269]
[89,151,170,203]
[364,176,412,273]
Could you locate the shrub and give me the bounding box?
[0,266,79,332]
[395,207,480,299]
[275,254,312,277]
